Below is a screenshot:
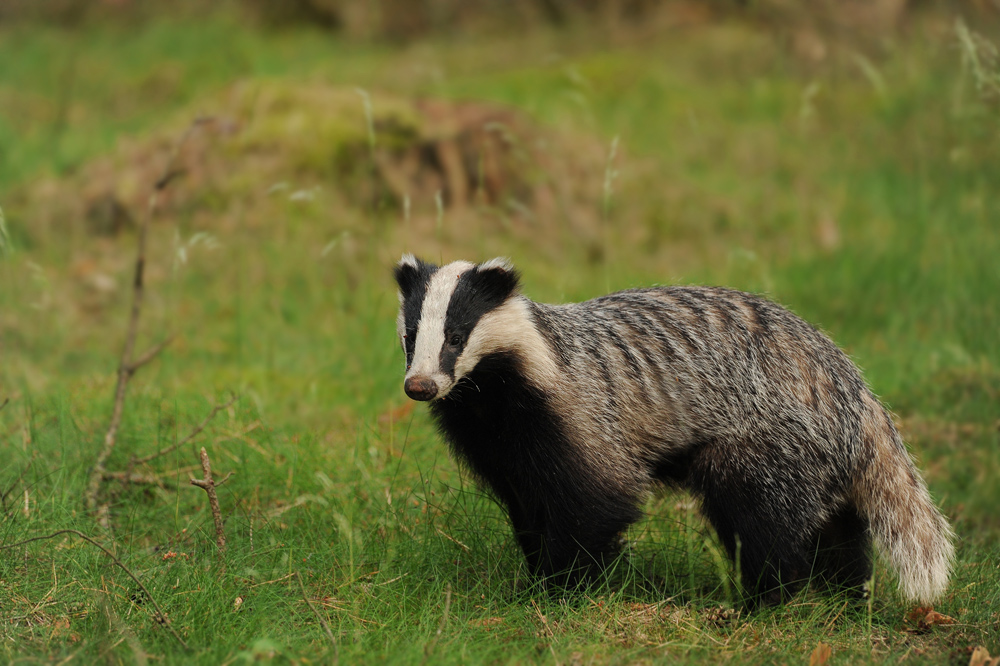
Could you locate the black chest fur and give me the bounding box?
[427,352,643,581]
[428,352,568,496]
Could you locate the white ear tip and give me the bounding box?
[399,253,419,267]
[479,257,514,271]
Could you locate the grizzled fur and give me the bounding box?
[394,255,954,605]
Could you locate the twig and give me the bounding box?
[0,529,190,650]
[0,397,8,412]
[132,393,237,467]
[189,447,231,553]
[126,335,175,376]
[437,583,453,636]
[84,118,211,525]
[105,464,199,483]
[296,572,339,659]
[100,471,178,488]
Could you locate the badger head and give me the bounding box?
[393,254,522,401]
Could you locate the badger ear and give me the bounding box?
[472,257,520,305]
[394,254,435,299]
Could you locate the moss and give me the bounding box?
[231,81,422,178]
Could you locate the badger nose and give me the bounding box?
[404,376,438,401]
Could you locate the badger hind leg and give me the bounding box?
[698,497,811,606]
[811,505,872,597]
[687,443,821,607]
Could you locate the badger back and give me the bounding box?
[393,255,533,401]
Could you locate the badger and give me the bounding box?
[393,254,954,605]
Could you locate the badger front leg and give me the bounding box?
[508,508,621,586]
[503,481,642,586]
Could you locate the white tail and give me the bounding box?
[853,414,955,603]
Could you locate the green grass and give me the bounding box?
[2,10,1000,664]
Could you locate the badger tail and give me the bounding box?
[853,399,955,604]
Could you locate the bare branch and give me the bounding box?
[189,447,230,553]
[104,464,199,483]
[297,572,339,659]
[0,529,190,651]
[84,119,211,524]
[154,168,184,191]
[101,471,177,488]
[126,335,175,375]
[132,393,237,466]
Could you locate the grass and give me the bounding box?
[1,8,999,664]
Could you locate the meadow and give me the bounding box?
[1,8,998,664]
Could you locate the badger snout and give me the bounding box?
[404,376,439,401]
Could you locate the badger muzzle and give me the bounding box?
[404,375,439,401]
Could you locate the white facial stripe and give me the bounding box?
[454,296,559,391]
[396,290,407,363]
[407,260,475,383]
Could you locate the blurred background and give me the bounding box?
[1,1,999,662]
[2,0,998,418]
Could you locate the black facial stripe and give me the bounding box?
[439,343,462,379]
[439,265,519,378]
[395,260,438,366]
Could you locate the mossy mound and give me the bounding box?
[15,81,608,249]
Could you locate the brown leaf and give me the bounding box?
[904,606,957,634]
[970,646,1000,666]
[923,610,956,626]
[810,641,832,666]
[905,605,933,623]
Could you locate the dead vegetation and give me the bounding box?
[0,529,190,650]
[15,82,609,257]
[8,0,994,40]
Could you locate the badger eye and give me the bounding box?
[449,333,463,347]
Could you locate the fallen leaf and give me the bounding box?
[906,605,933,623]
[904,606,957,633]
[970,646,1000,666]
[810,641,832,666]
[923,610,956,626]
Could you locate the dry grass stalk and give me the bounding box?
[0,529,190,651]
[296,572,340,660]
